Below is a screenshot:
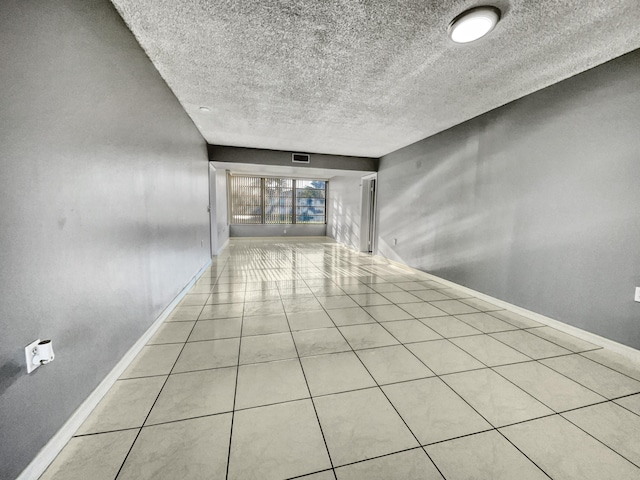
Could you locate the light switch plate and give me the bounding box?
[635,287,640,303]
[25,339,41,374]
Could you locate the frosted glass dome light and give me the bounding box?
[448,7,501,44]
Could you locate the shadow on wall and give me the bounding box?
[330,197,359,251]
[377,134,508,281]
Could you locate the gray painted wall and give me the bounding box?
[209,145,378,172]
[327,176,363,251]
[378,50,640,350]
[0,1,210,478]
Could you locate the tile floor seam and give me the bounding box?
[306,294,448,478]
[224,289,246,480]
[113,299,206,480]
[280,286,338,475]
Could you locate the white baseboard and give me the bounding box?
[17,259,212,480]
[215,237,230,255]
[346,242,640,363]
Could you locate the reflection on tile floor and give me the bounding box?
[41,238,640,480]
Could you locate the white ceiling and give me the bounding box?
[112,0,640,158]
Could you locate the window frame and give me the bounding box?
[228,174,327,226]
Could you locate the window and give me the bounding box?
[228,175,262,224]
[229,175,326,225]
[296,180,326,224]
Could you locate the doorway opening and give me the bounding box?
[360,173,377,254]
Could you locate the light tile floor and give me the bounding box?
[41,237,640,480]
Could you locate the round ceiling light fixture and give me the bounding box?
[448,6,501,44]
[199,106,211,113]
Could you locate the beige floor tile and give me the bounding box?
[429,299,479,315]
[228,400,331,480]
[436,288,473,299]
[145,367,236,424]
[241,312,290,336]
[350,293,392,307]
[327,307,376,326]
[369,283,404,293]
[501,415,640,480]
[383,377,492,444]
[339,323,400,350]
[488,310,543,328]
[363,304,414,322]
[148,321,194,345]
[316,295,359,310]
[581,349,640,382]
[199,302,245,320]
[119,414,232,480]
[411,289,452,301]
[541,354,640,398]
[459,297,503,312]
[239,332,297,364]
[451,335,530,366]
[120,344,183,379]
[381,319,441,343]
[563,402,640,466]
[454,312,517,333]
[179,293,210,306]
[315,388,418,466]
[527,326,599,352]
[41,430,138,480]
[283,296,324,313]
[356,345,435,385]
[76,377,165,435]
[379,291,423,303]
[490,329,571,359]
[173,338,239,373]
[302,351,376,396]
[243,299,284,316]
[288,309,335,331]
[398,302,447,318]
[426,430,548,480]
[235,358,309,409]
[495,361,606,411]
[335,448,443,480]
[188,318,242,341]
[301,470,336,480]
[293,327,352,357]
[206,291,245,304]
[407,340,484,375]
[339,283,375,295]
[420,316,483,338]
[166,305,202,322]
[442,368,553,427]
[615,393,640,415]
[244,289,281,301]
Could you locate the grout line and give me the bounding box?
[113,296,207,479]
[278,283,337,473]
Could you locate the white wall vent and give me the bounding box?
[292,153,310,164]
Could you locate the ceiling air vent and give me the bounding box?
[292,153,310,164]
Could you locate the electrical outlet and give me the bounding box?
[635,287,640,303]
[283,229,286,234]
[25,339,41,374]
[393,238,397,246]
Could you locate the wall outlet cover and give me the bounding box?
[635,287,640,303]
[25,339,41,374]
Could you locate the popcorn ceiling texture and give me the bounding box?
[111,0,640,157]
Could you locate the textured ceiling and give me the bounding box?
[112,0,640,158]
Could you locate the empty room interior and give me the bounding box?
[2,1,640,479]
